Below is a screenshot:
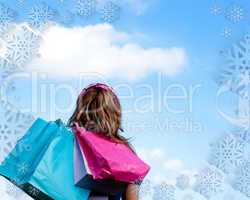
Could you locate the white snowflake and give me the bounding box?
[208,134,245,174]
[17,161,30,176]
[232,160,250,197]
[221,27,232,38]
[28,2,56,30]
[24,143,32,152]
[5,181,24,198]
[0,3,15,36]
[218,34,250,99]
[5,79,17,91]
[0,99,34,162]
[4,25,41,69]
[75,0,97,17]
[138,179,152,199]
[223,192,236,200]
[210,4,222,16]
[233,127,250,144]
[100,1,121,23]
[152,182,175,200]
[225,3,244,23]
[193,166,224,199]
[182,194,194,200]
[16,0,26,7]
[235,97,250,128]
[176,174,190,190]
[59,10,75,25]
[0,58,18,81]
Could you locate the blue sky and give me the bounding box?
[1,0,250,199]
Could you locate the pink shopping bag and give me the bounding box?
[73,136,127,195]
[73,123,150,183]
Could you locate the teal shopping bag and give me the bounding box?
[29,120,90,200]
[0,118,58,184]
[0,118,90,200]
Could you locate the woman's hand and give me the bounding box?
[125,184,139,200]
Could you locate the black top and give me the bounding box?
[89,191,126,200]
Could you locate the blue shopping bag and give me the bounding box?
[0,118,90,200]
[0,118,58,183]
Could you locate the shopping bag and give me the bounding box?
[28,119,90,200]
[0,118,90,200]
[74,137,127,195]
[74,122,150,183]
[0,118,59,184]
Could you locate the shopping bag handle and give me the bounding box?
[72,122,87,134]
[55,118,64,127]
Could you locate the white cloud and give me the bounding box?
[27,23,187,80]
[138,148,195,184]
[164,159,183,171]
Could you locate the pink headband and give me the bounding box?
[80,83,117,98]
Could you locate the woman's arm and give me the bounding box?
[125,184,139,200]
